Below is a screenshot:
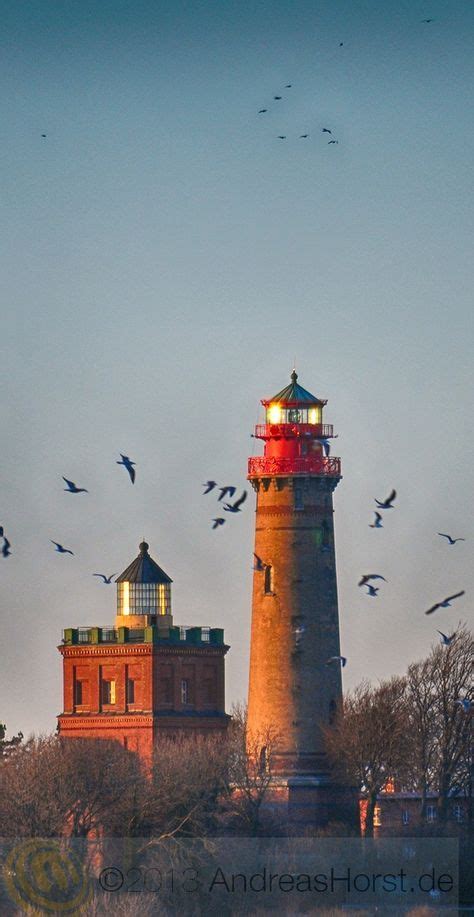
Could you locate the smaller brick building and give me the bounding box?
[58,541,230,764]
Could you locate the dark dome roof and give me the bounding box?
[116,541,172,584]
[263,371,326,406]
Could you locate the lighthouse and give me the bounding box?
[247,371,349,825]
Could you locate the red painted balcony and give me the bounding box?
[254,423,334,440]
[248,455,341,477]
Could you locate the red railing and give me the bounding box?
[248,455,341,477]
[254,423,334,440]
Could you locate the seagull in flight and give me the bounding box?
[212,518,225,530]
[277,136,286,140]
[369,512,383,529]
[365,584,379,597]
[328,140,339,145]
[63,477,88,494]
[438,533,465,545]
[315,437,331,456]
[300,134,309,139]
[218,486,236,502]
[425,591,465,615]
[203,481,217,494]
[375,489,397,509]
[223,490,247,513]
[2,537,11,558]
[455,698,471,712]
[285,84,292,88]
[437,631,456,646]
[322,128,332,134]
[93,573,117,584]
[274,95,282,100]
[421,19,434,23]
[51,541,74,555]
[258,109,268,113]
[253,553,266,571]
[358,574,387,587]
[117,454,136,484]
[326,655,347,667]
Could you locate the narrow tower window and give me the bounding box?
[181,679,189,704]
[264,564,274,595]
[126,679,135,704]
[294,481,304,510]
[102,680,116,705]
[74,681,83,705]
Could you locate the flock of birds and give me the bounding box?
[257,82,341,145]
[254,20,437,145]
[326,487,470,712]
[0,455,137,582]
[202,480,248,529]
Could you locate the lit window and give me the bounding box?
[181,679,189,704]
[126,679,135,704]
[102,680,116,705]
[264,564,274,595]
[426,805,437,822]
[373,806,382,827]
[267,404,282,424]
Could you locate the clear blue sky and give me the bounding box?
[1,0,473,736]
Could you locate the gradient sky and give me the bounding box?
[1,0,473,737]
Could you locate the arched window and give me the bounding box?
[264,564,273,594]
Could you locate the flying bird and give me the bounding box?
[366,584,379,597]
[369,512,383,529]
[277,136,286,140]
[218,486,236,502]
[93,573,117,584]
[51,541,74,555]
[437,631,456,646]
[253,553,266,571]
[285,84,292,88]
[203,481,217,494]
[117,454,136,484]
[2,537,11,558]
[274,96,282,100]
[339,42,344,46]
[326,656,347,667]
[315,437,331,456]
[223,490,248,513]
[212,518,225,530]
[328,140,339,145]
[375,489,397,509]
[63,477,88,494]
[455,698,471,712]
[300,134,309,139]
[358,574,387,587]
[322,128,332,134]
[421,19,434,23]
[258,109,268,113]
[425,591,465,615]
[438,533,465,545]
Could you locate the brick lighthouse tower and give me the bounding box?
[247,371,349,826]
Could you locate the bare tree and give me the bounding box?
[221,702,281,835]
[324,677,408,836]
